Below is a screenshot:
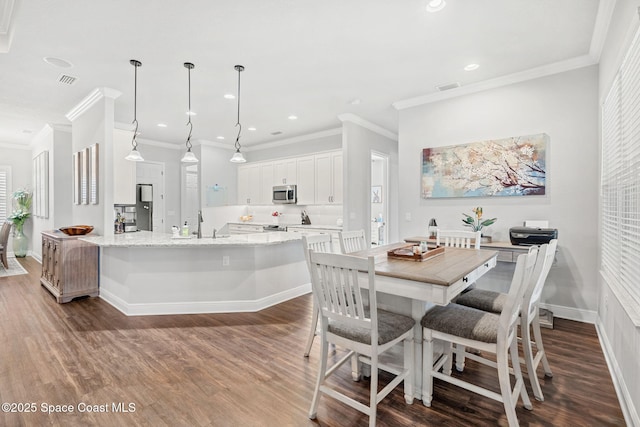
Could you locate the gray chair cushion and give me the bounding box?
[455,289,507,315]
[328,309,415,345]
[421,304,499,343]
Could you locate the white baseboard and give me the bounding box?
[539,302,597,324]
[596,318,640,427]
[99,283,312,316]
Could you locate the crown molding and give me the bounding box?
[0,141,30,151]
[241,128,342,152]
[198,139,235,150]
[393,54,597,110]
[136,137,182,150]
[337,114,398,141]
[589,0,617,61]
[0,0,16,53]
[65,87,122,122]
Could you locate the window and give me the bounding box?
[601,26,640,308]
[0,166,11,223]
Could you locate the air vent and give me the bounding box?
[57,74,78,85]
[436,82,460,91]
[271,131,283,136]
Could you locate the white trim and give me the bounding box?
[596,318,640,427]
[337,113,397,141]
[137,137,183,150]
[393,54,597,110]
[0,142,30,150]
[197,139,235,150]
[242,128,343,151]
[538,302,597,324]
[99,284,311,316]
[589,0,618,61]
[65,87,122,121]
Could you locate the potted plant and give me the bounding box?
[8,188,32,257]
[461,207,497,243]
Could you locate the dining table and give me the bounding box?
[348,242,499,400]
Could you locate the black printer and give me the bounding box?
[509,227,558,246]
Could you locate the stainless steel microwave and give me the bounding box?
[273,185,297,204]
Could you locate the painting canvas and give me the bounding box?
[421,133,548,198]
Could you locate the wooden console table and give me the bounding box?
[41,230,99,303]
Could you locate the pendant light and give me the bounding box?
[125,59,144,162]
[230,65,247,163]
[181,62,199,163]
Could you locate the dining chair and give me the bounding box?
[455,239,558,401]
[301,234,333,357]
[307,251,415,427]
[421,249,538,427]
[339,229,367,254]
[0,221,12,269]
[436,229,481,249]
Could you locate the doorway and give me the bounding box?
[370,151,388,246]
[136,161,166,233]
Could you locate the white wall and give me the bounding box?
[247,133,341,162]
[597,2,640,426]
[398,65,599,315]
[0,144,32,254]
[342,121,399,244]
[30,125,72,260]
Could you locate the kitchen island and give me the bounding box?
[81,231,310,316]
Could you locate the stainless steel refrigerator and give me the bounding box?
[136,184,153,231]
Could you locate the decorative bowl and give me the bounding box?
[59,225,94,236]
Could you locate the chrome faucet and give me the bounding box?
[212,228,217,239]
[197,210,203,239]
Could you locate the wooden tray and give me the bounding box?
[387,245,445,262]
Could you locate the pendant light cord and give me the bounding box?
[131,60,140,149]
[185,63,194,150]
[234,65,244,151]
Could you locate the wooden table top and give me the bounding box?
[349,243,498,287]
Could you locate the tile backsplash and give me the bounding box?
[248,204,343,227]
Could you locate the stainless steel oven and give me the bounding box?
[272,185,297,204]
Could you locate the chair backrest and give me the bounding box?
[436,229,481,249]
[498,248,538,345]
[0,221,12,250]
[523,239,558,319]
[301,233,333,269]
[308,251,378,344]
[339,229,366,254]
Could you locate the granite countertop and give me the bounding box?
[227,222,343,231]
[80,230,303,248]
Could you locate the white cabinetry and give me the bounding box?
[273,159,297,185]
[315,151,342,204]
[296,155,315,205]
[237,164,261,205]
[228,223,264,234]
[113,129,136,205]
[288,226,342,253]
[260,162,275,204]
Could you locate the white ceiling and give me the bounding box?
[0,0,602,149]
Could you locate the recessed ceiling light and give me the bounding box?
[248,127,257,131]
[157,123,167,127]
[288,115,298,120]
[464,63,480,71]
[216,136,225,140]
[348,98,362,105]
[426,0,446,13]
[43,57,73,68]
[186,111,197,116]
[22,129,33,134]
[224,94,235,99]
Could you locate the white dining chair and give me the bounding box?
[436,229,481,249]
[0,221,12,269]
[421,249,538,427]
[455,239,558,401]
[308,251,415,427]
[339,229,367,254]
[301,234,333,357]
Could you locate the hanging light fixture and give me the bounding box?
[125,59,144,161]
[230,64,247,163]
[181,62,199,163]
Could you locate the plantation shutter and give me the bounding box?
[601,26,640,306]
[0,166,10,223]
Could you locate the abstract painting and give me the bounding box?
[421,133,547,198]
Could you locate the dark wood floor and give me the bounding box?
[0,257,625,426]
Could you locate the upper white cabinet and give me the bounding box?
[315,151,342,204]
[273,158,297,185]
[237,163,261,205]
[296,155,315,205]
[113,129,136,205]
[236,150,342,206]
